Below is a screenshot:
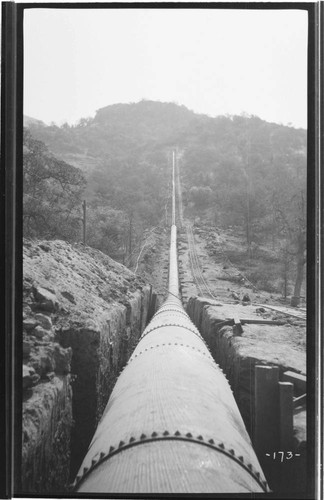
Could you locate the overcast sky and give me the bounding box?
[24,8,308,128]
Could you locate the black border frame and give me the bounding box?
[1,2,319,499]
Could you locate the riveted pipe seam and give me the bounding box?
[152,307,189,318]
[138,323,204,343]
[73,433,269,493]
[127,342,215,364]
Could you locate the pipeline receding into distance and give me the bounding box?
[73,151,269,494]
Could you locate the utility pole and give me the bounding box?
[128,212,133,267]
[172,150,176,226]
[82,200,86,245]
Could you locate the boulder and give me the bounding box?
[23,365,40,389]
[39,243,50,252]
[34,313,53,330]
[32,286,59,312]
[33,326,48,339]
[23,319,38,332]
[29,344,72,377]
[61,291,76,304]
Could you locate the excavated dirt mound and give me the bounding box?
[23,239,150,326]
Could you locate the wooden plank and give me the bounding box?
[254,365,280,456]
[233,317,243,336]
[279,382,294,450]
[240,319,286,326]
[253,303,306,321]
[293,393,306,407]
[282,371,306,395]
[224,318,286,326]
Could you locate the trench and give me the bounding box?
[58,286,156,482]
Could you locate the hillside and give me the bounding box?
[25,101,306,162]
[24,100,306,303]
[24,115,47,128]
[25,100,198,158]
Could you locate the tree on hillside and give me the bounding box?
[87,151,167,264]
[86,206,128,258]
[274,188,306,306]
[189,186,213,208]
[23,128,86,240]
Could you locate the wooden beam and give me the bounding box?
[233,317,243,336]
[240,319,286,326]
[254,365,280,456]
[282,371,306,395]
[225,318,286,326]
[293,393,306,407]
[279,382,294,450]
[253,303,306,321]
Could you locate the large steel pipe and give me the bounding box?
[74,268,268,491]
[74,299,268,492]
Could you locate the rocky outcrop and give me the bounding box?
[22,376,72,493]
[22,239,156,492]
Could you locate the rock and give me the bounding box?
[32,286,59,312]
[22,375,73,492]
[61,291,76,304]
[242,293,251,303]
[23,319,38,332]
[23,341,32,358]
[23,365,40,389]
[231,291,240,301]
[39,243,50,252]
[256,307,265,314]
[33,326,48,339]
[34,313,52,330]
[23,365,32,387]
[29,341,71,377]
[30,347,55,376]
